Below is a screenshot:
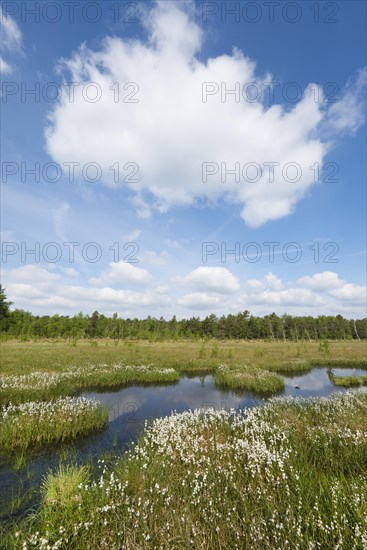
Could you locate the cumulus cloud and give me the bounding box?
[0,5,22,73]
[7,265,61,285]
[297,271,343,291]
[183,266,240,293]
[8,282,170,314]
[61,267,80,278]
[3,264,168,316]
[2,264,366,317]
[329,283,366,302]
[248,272,284,291]
[243,271,366,313]
[90,261,152,286]
[297,271,366,302]
[45,1,366,227]
[247,287,326,307]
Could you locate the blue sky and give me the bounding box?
[1,0,366,318]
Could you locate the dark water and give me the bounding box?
[1,367,366,524]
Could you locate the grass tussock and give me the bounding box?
[328,373,366,388]
[5,391,367,549]
[42,465,90,508]
[214,364,284,394]
[0,397,108,452]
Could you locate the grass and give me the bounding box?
[214,364,284,394]
[328,370,367,388]
[42,465,90,508]
[0,364,179,405]
[4,390,367,549]
[0,397,108,452]
[0,339,366,403]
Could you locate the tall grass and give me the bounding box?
[5,390,366,549]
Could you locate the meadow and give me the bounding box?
[1,339,366,405]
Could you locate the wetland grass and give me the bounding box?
[0,397,108,452]
[1,340,365,403]
[5,391,367,550]
[214,364,284,394]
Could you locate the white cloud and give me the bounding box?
[0,57,12,74]
[2,264,365,318]
[0,5,22,73]
[323,68,367,136]
[329,283,366,302]
[3,264,167,316]
[7,282,170,314]
[243,271,366,313]
[6,265,61,285]
[61,267,80,278]
[247,288,326,307]
[130,195,152,220]
[183,266,240,293]
[297,271,343,291]
[45,1,365,227]
[248,272,284,291]
[90,261,152,286]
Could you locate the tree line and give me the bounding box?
[0,287,366,341]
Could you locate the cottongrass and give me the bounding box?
[0,396,108,451]
[0,364,179,404]
[6,390,367,549]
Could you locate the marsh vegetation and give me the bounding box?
[4,391,367,549]
[0,339,366,548]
